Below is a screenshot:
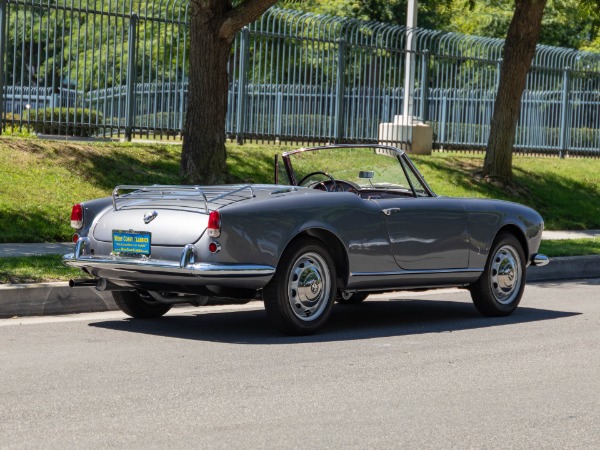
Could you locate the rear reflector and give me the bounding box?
[71,204,83,229]
[207,210,221,237]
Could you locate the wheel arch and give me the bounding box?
[495,224,529,261]
[280,228,349,289]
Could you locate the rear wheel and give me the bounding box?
[469,233,526,316]
[112,291,172,318]
[336,291,369,304]
[263,238,336,335]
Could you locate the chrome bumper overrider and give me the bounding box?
[531,253,549,267]
[62,238,275,285]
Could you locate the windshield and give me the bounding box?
[281,146,432,197]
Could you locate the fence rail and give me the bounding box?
[1,3,600,156]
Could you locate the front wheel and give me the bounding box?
[469,233,526,316]
[112,291,172,318]
[263,238,337,335]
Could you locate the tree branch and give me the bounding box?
[219,0,278,41]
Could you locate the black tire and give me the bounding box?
[263,238,337,335]
[336,291,369,304]
[469,233,526,317]
[112,291,172,318]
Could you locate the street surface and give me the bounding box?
[1,279,599,448]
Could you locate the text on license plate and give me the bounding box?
[112,230,151,255]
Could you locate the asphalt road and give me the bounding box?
[1,280,599,449]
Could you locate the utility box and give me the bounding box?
[379,115,433,155]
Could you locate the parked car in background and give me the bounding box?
[64,145,548,334]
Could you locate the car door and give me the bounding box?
[375,196,470,271]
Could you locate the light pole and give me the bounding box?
[402,0,418,125]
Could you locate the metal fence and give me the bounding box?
[1,3,600,155]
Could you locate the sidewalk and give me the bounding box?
[0,242,73,258]
[542,230,600,240]
[1,230,599,258]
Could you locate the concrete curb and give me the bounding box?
[0,283,115,318]
[1,255,599,318]
[526,254,600,282]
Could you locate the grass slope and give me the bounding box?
[1,136,600,243]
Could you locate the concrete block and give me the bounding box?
[378,115,433,155]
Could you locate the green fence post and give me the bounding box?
[420,50,430,122]
[558,67,571,158]
[125,13,138,142]
[0,0,7,134]
[334,39,346,143]
[236,27,250,145]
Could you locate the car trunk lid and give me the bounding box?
[92,185,258,246]
[93,208,209,246]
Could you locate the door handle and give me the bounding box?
[382,208,401,216]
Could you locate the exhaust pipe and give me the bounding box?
[69,279,98,288]
[96,278,131,292]
[69,278,130,291]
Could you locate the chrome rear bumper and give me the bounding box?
[62,238,275,289]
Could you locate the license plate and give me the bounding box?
[112,230,151,256]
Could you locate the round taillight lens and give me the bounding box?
[72,234,79,243]
[208,242,218,253]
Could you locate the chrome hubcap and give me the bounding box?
[490,245,522,304]
[287,252,331,321]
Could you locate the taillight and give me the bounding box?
[207,210,221,237]
[71,204,83,229]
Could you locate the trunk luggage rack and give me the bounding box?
[112,185,256,212]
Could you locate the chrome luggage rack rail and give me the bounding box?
[112,185,255,212]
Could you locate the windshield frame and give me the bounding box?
[280,144,436,197]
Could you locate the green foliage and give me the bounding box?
[280,0,455,30]
[539,238,600,257]
[449,0,600,50]
[22,108,103,137]
[284,0,600,51]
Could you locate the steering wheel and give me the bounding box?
[298,171,338,192]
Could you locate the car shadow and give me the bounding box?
[88,298,580,345]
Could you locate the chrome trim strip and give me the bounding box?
[350,268,484,277]
[63,254,275,278]
[531,253,549,267]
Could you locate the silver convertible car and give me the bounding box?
[64,145,549,334]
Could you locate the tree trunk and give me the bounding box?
[483,0,547,183]
[181,0,277,185]
[181,2,232,185]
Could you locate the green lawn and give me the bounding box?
[538,238,600,257]
[0,254,90,284]
[1,136,600,243]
